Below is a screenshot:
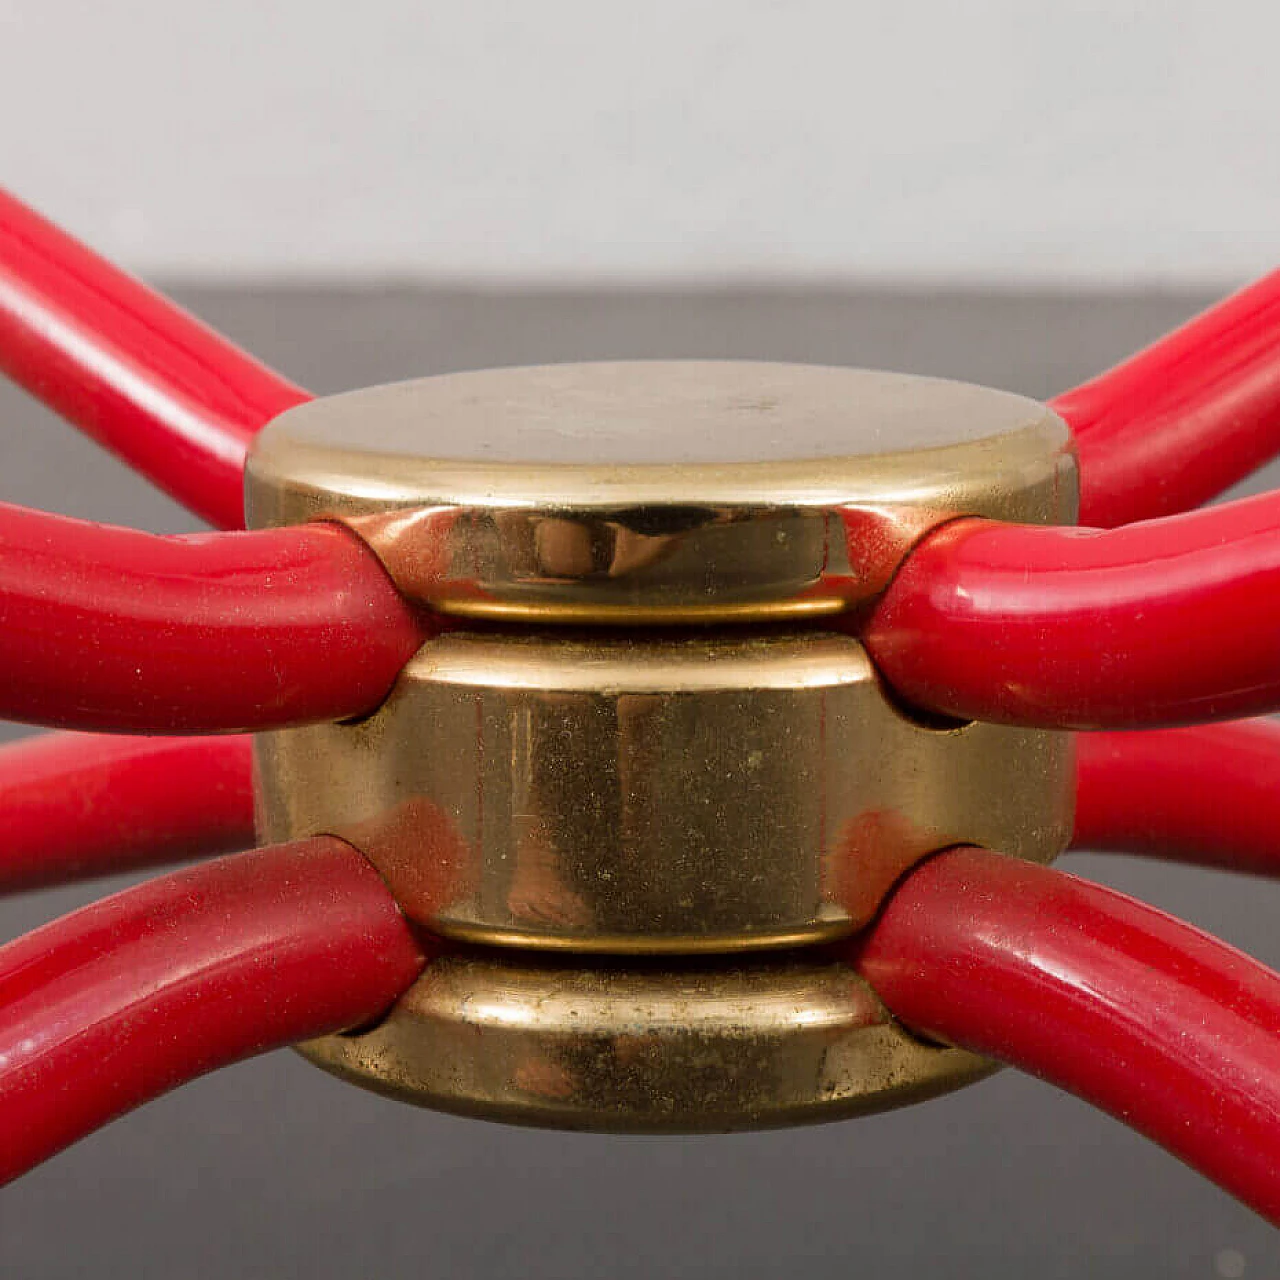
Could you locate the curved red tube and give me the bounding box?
[855,846,1280,1224]
[0,731,254,892]
[0,837,425,1185]
[0,186,310,529]
[1073,720,1280,874]
[865,492,1280,728]
[1053,270,1280,527]
[0,501,428,732]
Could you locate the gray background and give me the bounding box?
[0,287,1276,1276]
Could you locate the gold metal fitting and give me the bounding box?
[256,630,1072,953]
[248,360,1078,1133]
[298,950,994,1133]
[247,361,1075,624]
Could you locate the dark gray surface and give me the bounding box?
[0,286,1276,1276]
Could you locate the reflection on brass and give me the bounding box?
[247,362,1077,623]
[256,630,1074,953]
[298,950,995,1133]
[253,360,1081,1127]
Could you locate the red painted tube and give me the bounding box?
[1073,720,1280,874]
[0,186,310,529]
[1052,270,1280,527]
[0,732,254,892]
[0,837,425,1185]
[855,846,1280,1224]
[0,500,428,732]
[865,492,1280,729]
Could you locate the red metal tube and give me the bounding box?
[0,500,428,732]
[0,186,310,529]
[854,846,1280,1224]
[0,837,425,1185]
[865,492,1280,729]
[0,731,254,892]
[1073,720,1280,874]
[1053,270,1280,527]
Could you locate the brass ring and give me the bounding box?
[299,949,995,1133]
[256,629,1073,952]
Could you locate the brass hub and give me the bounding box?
[248,360,1078,1132]
[299,951,994,1133]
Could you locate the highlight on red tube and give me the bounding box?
[1052,269,1280,527]
[855,846,1280,1225]
[863,490,1280,731]
[0,838,425,1186]
[0,501,428,733]
[0,186,310,529]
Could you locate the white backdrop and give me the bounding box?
[1,0,1276,284]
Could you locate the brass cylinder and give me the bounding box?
[256,629,1073,953]
[246,361,1076,624]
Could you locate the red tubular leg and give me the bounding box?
[1051,270,1280,527]
[854,846,1280,1224]
[0,186,310,529]
[0,837,425,1184]
[1073,720,1280,874]
[864,492,1280,729]
[0,501,428,733]
[0,732,254,892]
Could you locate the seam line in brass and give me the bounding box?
[432,596,850,625]
[431,919,858,955]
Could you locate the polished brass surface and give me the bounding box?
[298,950,994,1132]
[256,630,1074,953]
[247,362,1076,623]
[255,360,1077,1124]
